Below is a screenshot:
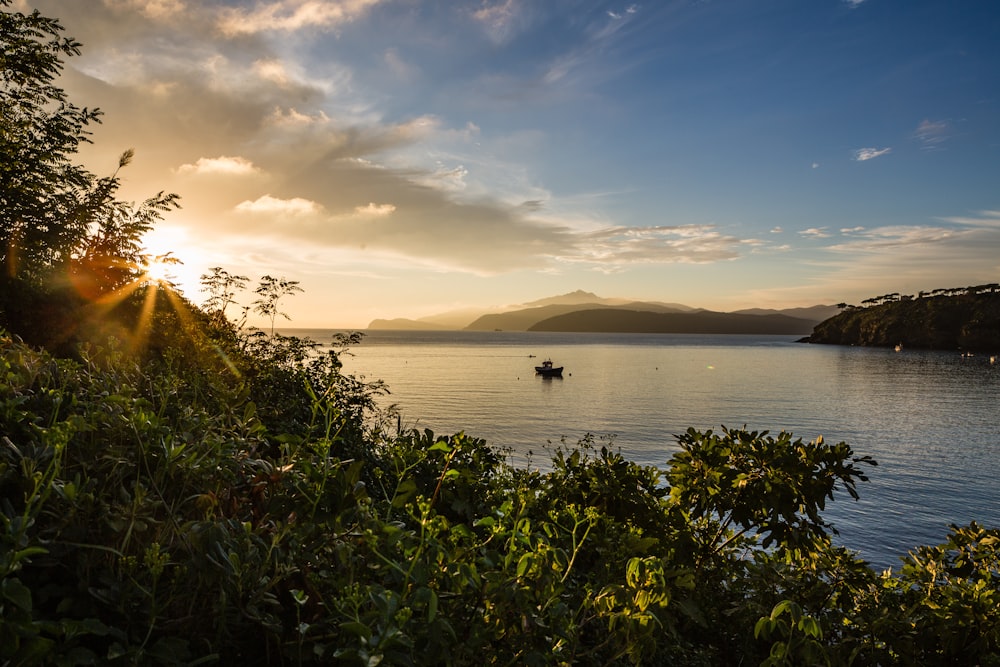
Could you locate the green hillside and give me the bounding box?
[529,308,817,335]
[804,288,1000,351]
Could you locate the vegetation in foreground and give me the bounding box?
[3,3,1000,664]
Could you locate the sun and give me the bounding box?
[142,252,182,285]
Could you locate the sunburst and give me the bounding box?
[142,252,181,286]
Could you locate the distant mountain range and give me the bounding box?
[368,290,840,335]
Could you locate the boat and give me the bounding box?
[534,359,563,377]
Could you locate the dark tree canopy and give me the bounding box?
[1,0,179,348]
[0,0,100,279]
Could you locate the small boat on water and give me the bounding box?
[535,359,563,377]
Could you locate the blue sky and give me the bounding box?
[21,0,1000,327]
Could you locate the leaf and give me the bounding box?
[427,589,438,622]
[340,622,372,639]
[2,577,33,612]
[516,553,533,578]
[754,617,773,639]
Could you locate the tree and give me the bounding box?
[1,0,99,280]
[1,0,182,352]
[0,0,178,295]
[253,275,303,336]
[201,266,250,324]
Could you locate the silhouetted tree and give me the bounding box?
[253,275,303,336]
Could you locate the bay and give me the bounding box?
[289,328,1000,571]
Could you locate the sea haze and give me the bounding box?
[288,329,1000,572]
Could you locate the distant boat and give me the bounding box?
[535,359,563,377]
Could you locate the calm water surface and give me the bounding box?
[290,329,1000,571]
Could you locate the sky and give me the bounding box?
[17,0,1000,328]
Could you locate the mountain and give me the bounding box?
[464,301,695,331]
[367,290,832,332]
[528,309,817,335]
[732,305,841,322]
[804,291,1000,350]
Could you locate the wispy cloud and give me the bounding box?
[840,226,865,233]
[854,147,891,161]
[104,0,186,19]
[800,227,831,238]
[218,0,384,36]
[826,225,963,253]
[940,210,1000,228]
[844,0,868,7]
[914,119,950,149]
[573,225,747,265]
[607,5,639,20]
[471,0,524,45]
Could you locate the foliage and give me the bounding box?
[808,289,1000,351]
[3,2,1000,664]
[0,0,180,353]
[5,319,1000,665]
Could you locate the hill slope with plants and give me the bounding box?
[528,308,816,335]
[804,288,1000,351]
[3,3,1000,665]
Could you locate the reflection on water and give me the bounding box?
[290,329,1000,571]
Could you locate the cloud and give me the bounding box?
[844,0,867,7]
[218,0,385,36]
[840,226,865,233]
[770,226,783,233]
[756,212,1000,308]
[103,0,186,19]
[571,225,748,265]
[914,119,950,148]
[354,202,396,217]
[384,48,418,80]
[471,0,525,45]
[608,6,638,20]
[811,162,820,169]
[854,147,891,161]
[176,156,260,176]
[939,210,1000,228]
[828,225,959,250]
[799,227,830,238]
[236,195,322,216]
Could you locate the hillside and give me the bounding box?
[368,291,697,330]
[733,304,841,322]
[804,290,1000,351]
[464,301,692,331]
[528,308,817,335]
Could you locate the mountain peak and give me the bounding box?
[522,290,605,307]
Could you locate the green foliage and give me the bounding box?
[4,327,1000,665]
[4,2,1000,664]
[808,289,1000,351]
[0,1,180,352]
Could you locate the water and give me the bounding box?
[288,329,1000,571]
